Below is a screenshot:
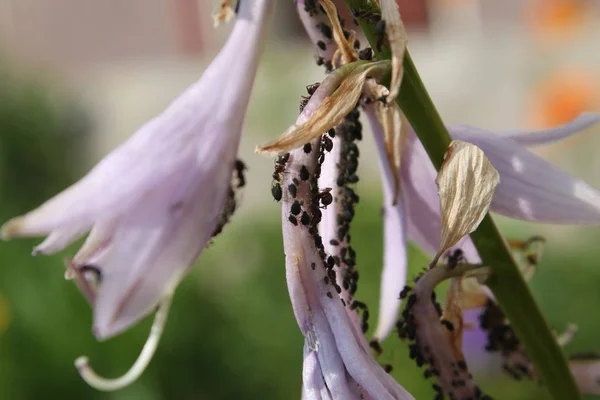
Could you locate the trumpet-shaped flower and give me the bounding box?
[1,0,273,340]
[369,113,600,340]
[275,76,413,400]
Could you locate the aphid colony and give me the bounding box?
[479,299,534,382]
[395,255,493,400]
[306,3,373,71]
[270,84,368,330]
[212,159,247,238]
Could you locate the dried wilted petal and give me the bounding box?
[375,101,406,204]
[442,278,466,361]
[213,0,236,27]
[256,61,390,156]
[459,274,491,310]
[431,140,500,267]
[380,0,408,101]
[363,80,405,203]
[318,0,357,66]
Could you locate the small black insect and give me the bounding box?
[447,249,464,269]
[358,47,373,61]
[322,135,333,152]
[271,182,282,202]
[300,166,310,181]
[299,97,309,112]
[288,215,298,226]
[327,128,336,138]
[234,159,247,188]
[288,183,297,198]
[303,143,312,153]
[316,40,327,51]
[325,256,335,269]
[314,235,323,249]
[318,188,333,208]
[316,23,333,40]
[306,82,320,95]
[291,200,302,216]
[300,212,311,226]
[441,319,455,332]
[278,153,290,164]
[369,340,383,355]
[399,285,412,300]
[346,174,359,184]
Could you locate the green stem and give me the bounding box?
[344,1,580,399]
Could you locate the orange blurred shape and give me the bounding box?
[529,70,599,129]
[525,0,589,37]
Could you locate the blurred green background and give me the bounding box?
[1,62,599,400]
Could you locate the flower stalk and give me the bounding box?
[344,0,581,398]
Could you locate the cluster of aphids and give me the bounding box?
[212,159,247,238]
[396,270,491,399]
[350,7,387,52]
[302,0,324,17]
[332,108,363,304]
[479,299,535,381]
[305,3,374,71]
[366,336,393,373]
[299,82,320,113]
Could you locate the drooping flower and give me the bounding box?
[1,0,273,389]
[369,112,600,340]
[275,82,414,399]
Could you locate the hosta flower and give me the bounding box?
[1,0,273,350]
[277,84,414,399]
[369,113,600,340]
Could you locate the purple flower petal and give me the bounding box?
[400,131,441,254]
[452,125,600,224]
[488,113,600,147]
[365,107,408,341]
[92,162,233,338]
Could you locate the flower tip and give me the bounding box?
[0,217,24,240]
[31,245,47,256]
[92,321,124,342]
[74,355,89,370]
[254,144,280,157]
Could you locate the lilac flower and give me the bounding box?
[283,147,414,400]
[1,0,273,352]
[368,113,600,340]
[277,78,413,400]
